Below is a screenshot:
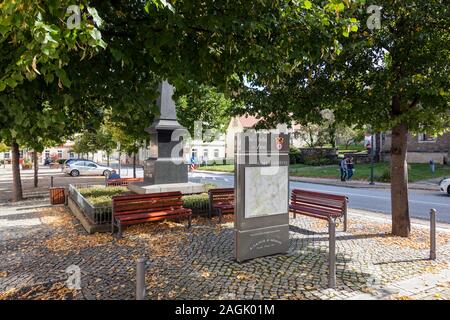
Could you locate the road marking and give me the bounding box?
[193,174,449,208]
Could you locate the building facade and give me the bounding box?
[225,115,307,158]
[381,131,450,164]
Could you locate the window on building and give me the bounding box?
[214,149,220,158]
[4,152,10,159]
[418,133,437,142]
[203,149,209,158]
[69,152,75,158]
[57,150,63,158]
[191,148,198,158]
[19,150,23,159]
[45,150,50,159]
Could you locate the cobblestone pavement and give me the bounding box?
[0,199,449,300]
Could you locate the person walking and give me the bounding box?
[340,157,348,181]
[347,157,354,180]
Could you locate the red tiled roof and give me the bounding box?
[238,115,260,128]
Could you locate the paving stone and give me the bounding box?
[0,201,449,300]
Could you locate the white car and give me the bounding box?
[439,178,450,195]
[63,160,113,177]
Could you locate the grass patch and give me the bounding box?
[198,163,450,183]
[78,185,214,214]
[291,162,450,182]
[337,144,366,153]
[79,186,129,207]
[199,164,235,172]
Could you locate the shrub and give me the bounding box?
[289,147,302,164]
[376,168,391,182]
[78,185,216,216]
[79,186,129,207]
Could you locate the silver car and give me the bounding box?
[63,160,113,177]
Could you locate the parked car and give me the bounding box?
[439,178,450,195]
[63,160,113,177]
[63,158,90,166]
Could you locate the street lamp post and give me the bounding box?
[369,133,375,185]
[117,142,121,176]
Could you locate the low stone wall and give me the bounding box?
[382,152,448,164]
[298,148,338,164]
[67,184,212,233]
[68,197,111,234]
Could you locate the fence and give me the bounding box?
[68,184,112,226]
[69,184,211,228]
[106,177,144,187]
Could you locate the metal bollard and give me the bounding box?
[105,175,108,187]
[430,209,436,260]
[136,257,146,300]
[50,176,54,188]
[328,217,336,288]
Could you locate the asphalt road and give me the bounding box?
[189,171,450,223]
[1,166,447,223]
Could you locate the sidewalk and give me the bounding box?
[350,268,450,300]
[289,176,440,191]
[1,199,448,300]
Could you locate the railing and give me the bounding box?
[106,177,144,187]
[69,184,212,227]
[68,184,112,226]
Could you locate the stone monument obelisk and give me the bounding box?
[128,80,204,195]
[144,80,188,185]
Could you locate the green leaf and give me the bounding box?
[89,29,102,41]
[55,69,71,88]
[303,0,312,9]
[87,7,103,28]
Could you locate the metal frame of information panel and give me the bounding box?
[234,131,290,262]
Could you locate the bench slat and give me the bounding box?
[119,212,192,226]
[116,209,191,222]
[112,191,192,237]
[290,204,342,218]
[113,191,182,202]
[113,200,183,213]
[289,189,348,226]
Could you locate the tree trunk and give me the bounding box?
[11,139,23,202]
[390,122,410,237]
[33,151,39,188]
[107,152,110,166]
[133,153,137,178]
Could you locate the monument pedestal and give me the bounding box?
[128,181,205,195]
[128,80,205,195]
[143,157,188,185]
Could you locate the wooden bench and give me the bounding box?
[289,189,348,231]
[106,177,144,186]
[208,188,235,223]
[111,191,192,238]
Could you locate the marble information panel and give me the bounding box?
[244,166,288,218]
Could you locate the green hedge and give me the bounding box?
[79,185,213,216]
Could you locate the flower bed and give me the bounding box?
[68,184,127,226]
[69,184,212,229]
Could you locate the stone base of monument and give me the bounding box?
[127,182,206,195]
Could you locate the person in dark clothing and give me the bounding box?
[347,157,354,180]
[108,170,121,180]
[340,158,348,181]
